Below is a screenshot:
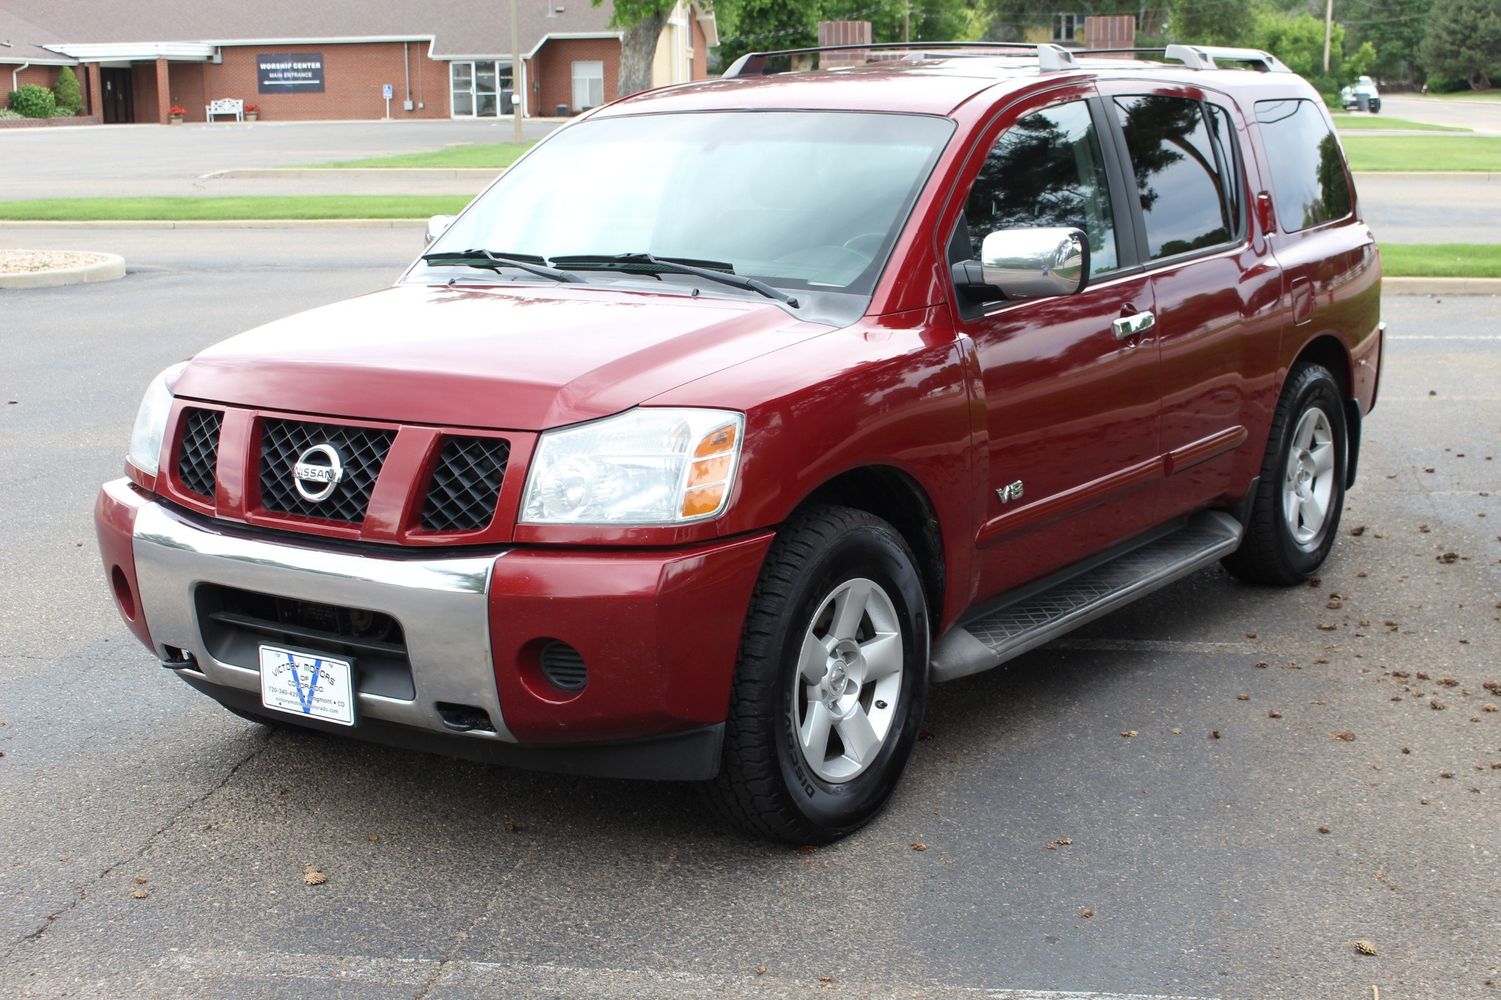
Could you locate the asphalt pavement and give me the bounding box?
[0,118,559,202]
[1,228,1498,1000]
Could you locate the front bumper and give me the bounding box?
[95,480,772,779]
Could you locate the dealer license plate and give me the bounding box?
[258,645,356,726]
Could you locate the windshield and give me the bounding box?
[422,111,954,314]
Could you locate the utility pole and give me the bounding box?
[511,0,524,142]
[1322,0,1333,74]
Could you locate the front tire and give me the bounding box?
[707,505,929,843]
[1223,363,1348,585]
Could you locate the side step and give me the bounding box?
[930,511,1243,682]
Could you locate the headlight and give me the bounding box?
[521,408,744,525]
[127,362,187,476]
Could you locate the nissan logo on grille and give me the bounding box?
[292,443,344,502]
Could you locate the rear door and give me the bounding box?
[945,87,1164,602]
[1097,83,1284,518]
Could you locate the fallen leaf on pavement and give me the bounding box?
[130,888,149,900]
[1046,838,1073,850]
[911,842,928,852]
[1080,908,1094,918]
[1333,731,1356,742]
[1268,710,1283,719]
[1120,730,1139,737]
[303,864,327,886]
[1354,940,1378,956]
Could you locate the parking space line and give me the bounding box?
[159,950,1219,999]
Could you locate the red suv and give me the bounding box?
[96,42,1383,842]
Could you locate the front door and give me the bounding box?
[100,68,133,124]
[951,92,1163,601]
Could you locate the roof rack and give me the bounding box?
[1079,44,1290,73]
[721,41,1080,80]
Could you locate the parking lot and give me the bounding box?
[2,220,1498,999]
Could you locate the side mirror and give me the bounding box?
[979,227,1090,299]
[425,214,455,247]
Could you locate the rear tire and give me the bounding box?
[1223,363,1348,585]
[706,505,929,843]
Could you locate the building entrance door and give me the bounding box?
[100,68,133,123]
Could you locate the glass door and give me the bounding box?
[451,61,514,118]
[451,62,475,117]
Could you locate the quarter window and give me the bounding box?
[1255,99,1353,232]
[963,100,1119,276]
[1113,95,1238,260]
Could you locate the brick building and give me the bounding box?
[1,0,715,124]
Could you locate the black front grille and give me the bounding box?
[259,419,394,524]
[420,436,510,533]
[177,408,222,500]
[195,584,413,701]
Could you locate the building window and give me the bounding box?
[571,60,604,112]
[451,61,513,118]
[1053,13,1084,42]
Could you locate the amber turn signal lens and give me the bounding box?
[694,423,737,458]
[686,454,731,488]
[681,485,727,518]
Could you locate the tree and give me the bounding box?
[715,0,976,74]
[601,0,681,97]
[1419,0,1501,90]
[1167,0,1260,47]
[52,66,84,114]
[1345,0,1432,84]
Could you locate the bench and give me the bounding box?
[205,98,244,122]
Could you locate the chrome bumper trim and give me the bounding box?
[130,501,514,741]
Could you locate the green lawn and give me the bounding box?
[300,142,536,169]
[1380,243,1501,278]
[1414,89,1501,102]
[0,196,471,221]
[1341,134,1501,171]
[1332,114,1468,132]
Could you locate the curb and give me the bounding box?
[1384,276,1501,295]
[1352,170,1499,180]
[202,167,502,180]
[0,252,126,289]
[0,219,426,230]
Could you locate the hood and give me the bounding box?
[174,282,827,430]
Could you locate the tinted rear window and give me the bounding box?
[1255,99,1352,232]
[1113,96,1240,260]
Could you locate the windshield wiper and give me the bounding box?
[420,249,584,284]
[550,253,799,308]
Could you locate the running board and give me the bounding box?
[930,511,1244,682]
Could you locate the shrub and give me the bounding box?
[0,108,24,120]
[52,66,83,113]
[50,107,76,117]
[6,84,56,118]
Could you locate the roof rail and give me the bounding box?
[721,41,1081,80]
[1076,44,1291,73]
[1162,44,1291,73]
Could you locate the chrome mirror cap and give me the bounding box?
[980,227,1090,299]
[424,214,455,247]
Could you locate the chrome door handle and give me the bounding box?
[1113,310,1156,340]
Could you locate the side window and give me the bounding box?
[1254,99,1352,232]
[1113,95,1237,260]
[963,100,1119,276]
[1206,104,1244,238]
